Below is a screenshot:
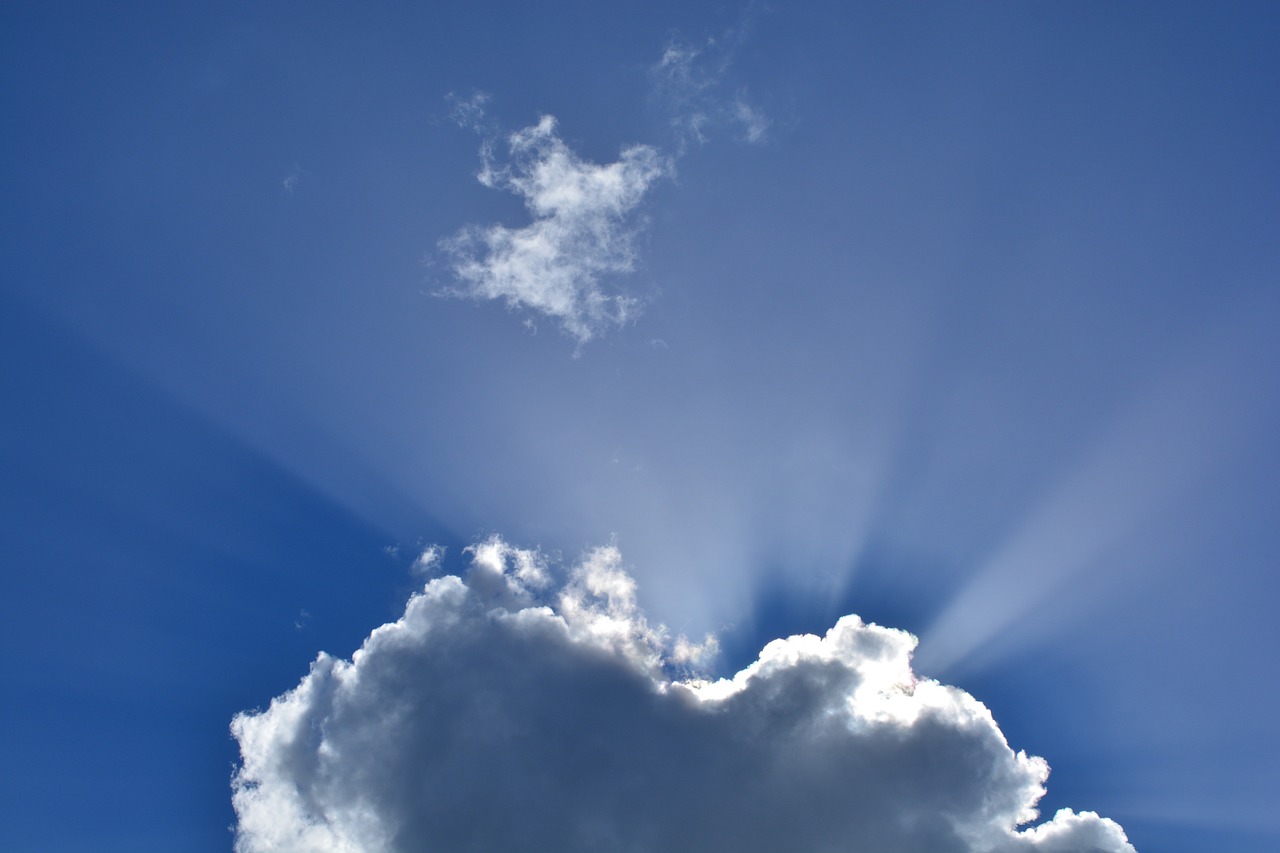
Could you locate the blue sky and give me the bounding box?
[3,2,1278,851]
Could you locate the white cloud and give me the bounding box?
[445,90,491,133]
[733,94,770,144]
[437,20,767,346]
[409,544,445,576]
[439,115,672,344]
[654,41,717,146]
[651,20,770,149]
[232,538,1135,853]
[282,163,304,194]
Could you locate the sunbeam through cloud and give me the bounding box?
[6,4,1278,852]
[232,539,1135,853]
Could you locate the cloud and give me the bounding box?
[409,544,445,576]
[439,113,672,344]
[733,94,770,144]
[651,19,771,149]
[445,90,492,134]
[436,16,769,347]
[282,163,305,194]
[231,538,1135,853]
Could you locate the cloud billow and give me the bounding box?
[231,539,1136,853]
[440,116,671,344]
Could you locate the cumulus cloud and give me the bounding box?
[231,538,1136,853]
[439,112,672,344]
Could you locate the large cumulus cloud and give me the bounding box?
[231,539,1135,853]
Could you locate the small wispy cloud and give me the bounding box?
[439,102,672,345]
[651,14,771,149]
[446,90,492,133]
[409,544,445,576]
[436,14,770,346]
[732,95,770,144]
[281,163,305,194]
[232,537,1135,853]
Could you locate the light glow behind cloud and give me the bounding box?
[232,538,1135,853]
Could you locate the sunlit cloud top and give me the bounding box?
[232,538,1135,853]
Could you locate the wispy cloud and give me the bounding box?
[409,543,445,576]
[281,163,305,194]
[732,95,770,143]
[437,14,770,347]
[232,538,1134,853]
[651,13,771,149]
[439,104,672,345]
[445,90,492,134]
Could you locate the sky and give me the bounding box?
[2,1,1278,851]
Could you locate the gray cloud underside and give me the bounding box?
[232,539,1136,853]
[440,116,671,343]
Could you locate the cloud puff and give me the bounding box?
[231,538,1136,853]
[409,544,445,576]
[439,115,672,344]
